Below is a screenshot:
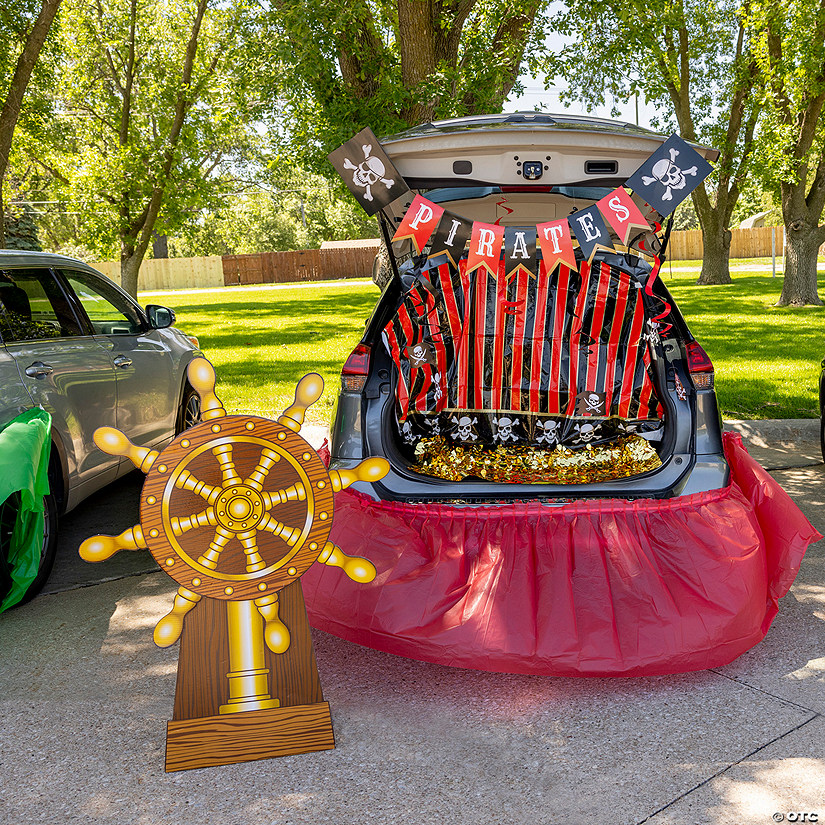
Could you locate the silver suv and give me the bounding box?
[0,251,201,606]
[330,114,727,503]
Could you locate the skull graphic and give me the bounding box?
[432,370,443,402]
[400,419,416,444]
[573,422,599,444]
[450,414,478,442]
[423,415,441,436]
[342,144,395,203]
[642,148,697,202]
[535,419,560,446]
[493,416,520,443]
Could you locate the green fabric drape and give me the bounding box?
[0,408,52,612]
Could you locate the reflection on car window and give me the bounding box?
[62,271,142,335]
[0,269,83,342]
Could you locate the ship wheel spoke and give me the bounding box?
[261,482,306,509]
[258,514,302,546]
[174,468,222,504]
[212,443,242,488]
[196,525,234,570]
[171,507,218,537]
[244,448,281,492]
[236,529,267,573]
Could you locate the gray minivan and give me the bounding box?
[0,251,201,604]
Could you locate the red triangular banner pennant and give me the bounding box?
[392,194,444,254]
[537,219,578,272]
[596,187,652,245]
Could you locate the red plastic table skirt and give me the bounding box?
[303,433,821,676]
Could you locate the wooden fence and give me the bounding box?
[91,256,224,291]
[221,245,378,286]
[667,226,780,261]
[89,229,782,292]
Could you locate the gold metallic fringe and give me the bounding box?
[412,434,662,484]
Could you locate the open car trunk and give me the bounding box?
[358,250,702,503]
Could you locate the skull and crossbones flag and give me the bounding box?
[626,134,713,216]
[328,127,410,216]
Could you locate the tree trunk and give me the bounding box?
[778,224,823,306]
[695,213,733,285]
[152,232,169,258]
[120,250,142,299]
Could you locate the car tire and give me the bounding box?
[177,384,201,434]
[0,490,58,607]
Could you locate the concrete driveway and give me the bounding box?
[1,422,823,825]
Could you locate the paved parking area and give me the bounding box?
[1,422,823,825]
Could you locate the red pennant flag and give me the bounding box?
[596,188,651,245]
[466,222,504,276]
[392,194,444,254]
[537,219,578,272]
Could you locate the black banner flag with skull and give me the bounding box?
[328,127,410,215]
[626,134,713,216]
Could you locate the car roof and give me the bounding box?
[381,112,719,189]
[0,249,104,278]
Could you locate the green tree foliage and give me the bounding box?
[170,172,378,256]
[35,0,268,297]
[748,0,825,305]
[267,0,551,171]
[0,0,62,246]
[553,0,761,285]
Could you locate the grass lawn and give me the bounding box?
[142,280,380,425]
[143,262,825,424]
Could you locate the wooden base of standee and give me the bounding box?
[163,581,333,772]
[165,702,335,772]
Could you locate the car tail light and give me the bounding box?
[341,342,371,392]
[686,340,714,390]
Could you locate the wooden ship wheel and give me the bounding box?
[80,357,388,771]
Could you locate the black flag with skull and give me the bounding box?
[626,134,713,216]
[328,127,410,216]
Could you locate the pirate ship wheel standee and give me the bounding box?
[80,357,388,771]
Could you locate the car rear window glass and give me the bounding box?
[61,270,142,335]
[0,268,83,342]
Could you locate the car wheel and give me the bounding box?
[0,490,58,607]
[177,384,201,434]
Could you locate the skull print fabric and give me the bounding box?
[382,252,664,450]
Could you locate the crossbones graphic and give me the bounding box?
[573,422,600,444]
[450,414,478,441]
[642,147,697,201]
[493,416,521,443]
[535,419,560,446]
[343,144,395,203]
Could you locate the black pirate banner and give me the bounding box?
[568,205,615,262]
[504,226,538,281]
[427,211,472,266]
[596,188,651,245]
[328,127,410,216]
[626,134,713,216]
[537,218,578,272]
[392,194,444,253]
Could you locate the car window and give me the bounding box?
[61,270,143,335]
[0,268,84,342]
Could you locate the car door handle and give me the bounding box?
[25,361,54,378]
[113,355,132,368]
